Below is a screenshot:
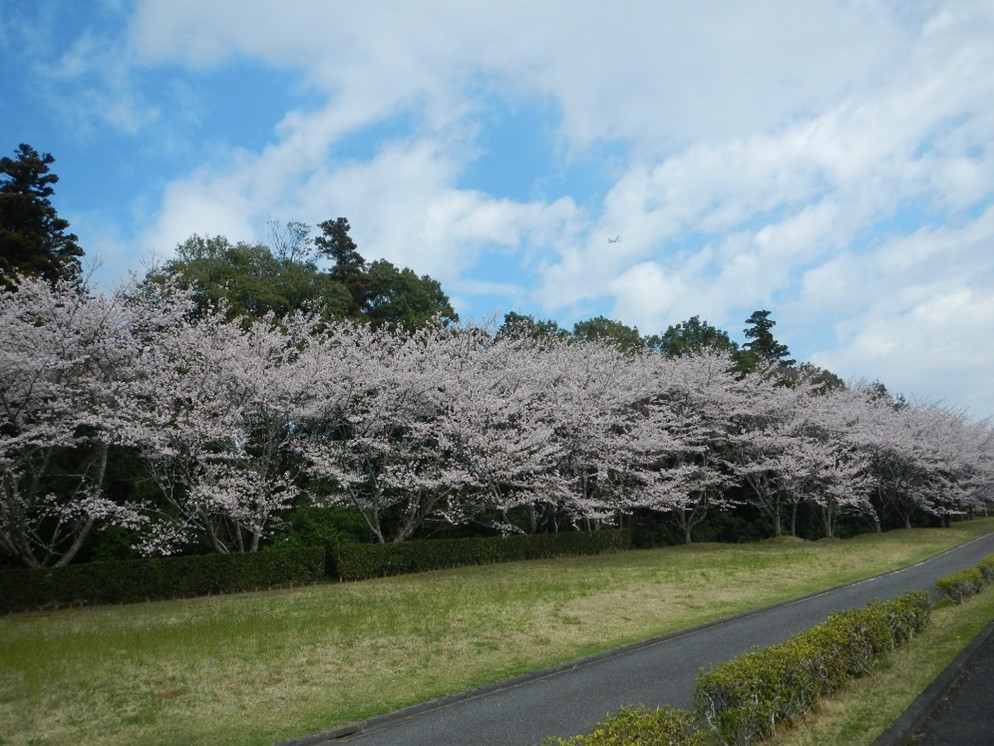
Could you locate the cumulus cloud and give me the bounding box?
[805,208,994,417]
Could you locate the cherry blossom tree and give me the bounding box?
[724,369,876,538]
[301,327,640,541]
[6,272,993,562]
[618,351,739,543]
[0,276,141,566]
[418,331,563,534]
[534,338,644,528]
[300,322,473,543]
[126,284,318,554]
[845,392,980,529]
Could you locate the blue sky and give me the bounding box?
[3,0,994,418]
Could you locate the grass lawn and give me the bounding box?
[2,519,993,745]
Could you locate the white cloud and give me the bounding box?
[140,105,583,287]
[806,209,994,417]
[9,0,994,415]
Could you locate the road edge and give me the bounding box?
[872,616,994,746]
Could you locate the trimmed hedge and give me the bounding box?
[543,705,708,746]
[333,529,633,581]
[0,545,325,613]
[693,591,930,745]
[977,554,994,585]
[0,531,631,611]
[935,567,985,604]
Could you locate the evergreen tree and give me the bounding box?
[315,217,376,319]
[315,216,458,329]
[738,309,795,372]
[0,144,83,288]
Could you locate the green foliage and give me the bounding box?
[935,567,985,604]
[0,545,324,613]
[978,554,994,584]
[272,503,369,575]
[333,530,632,581]
[693,591,930,744]
[544,705,708,746]
[571,316,647,354]
[499,313,653,353]
[793,362,845,393]
[657,315,738,358]
[0,143,83,287]
[316,216,458,329]
[741,310,793,365]
[148,218,457,330]
[632,510,772,548]
[497,311,571,341]
[276,503,369,547]
[884,590,932,645]
[148,234,352,321]
[365,258,458,331]
[734,309,795,376]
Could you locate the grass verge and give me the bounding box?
[1,519,992,746]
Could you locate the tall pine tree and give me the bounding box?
[0,144,83,288]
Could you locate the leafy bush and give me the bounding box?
[543,705,707,746]
[0,545,325,613]
[693,592,930,745]
[333,529,632,581]
[935,567,985,604]
[884,590,932,645]
[977,554,994,585]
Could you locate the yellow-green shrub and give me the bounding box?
[977,554,994,584]
[935,567,985,604]
[543,705,707,746]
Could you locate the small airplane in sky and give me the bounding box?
[608,235,621,244]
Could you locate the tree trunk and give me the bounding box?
[54,439,110,567]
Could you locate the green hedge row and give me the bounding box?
[0,545,325,613]
[693,591,931,744]
[935,554,994,604]
[333,529,633,581]
[0,530,631,612]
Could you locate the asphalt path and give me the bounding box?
[290,532,994,746]
[875,618,994,745]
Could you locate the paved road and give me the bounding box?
[290,533,994,746]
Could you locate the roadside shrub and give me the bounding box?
[693,592,930,745]
[977,554,994,585]
[543,705,707,746]
[935,567,985,604]
[333,529,632,581]
[883,589,931,645]
[0,545,325,613]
